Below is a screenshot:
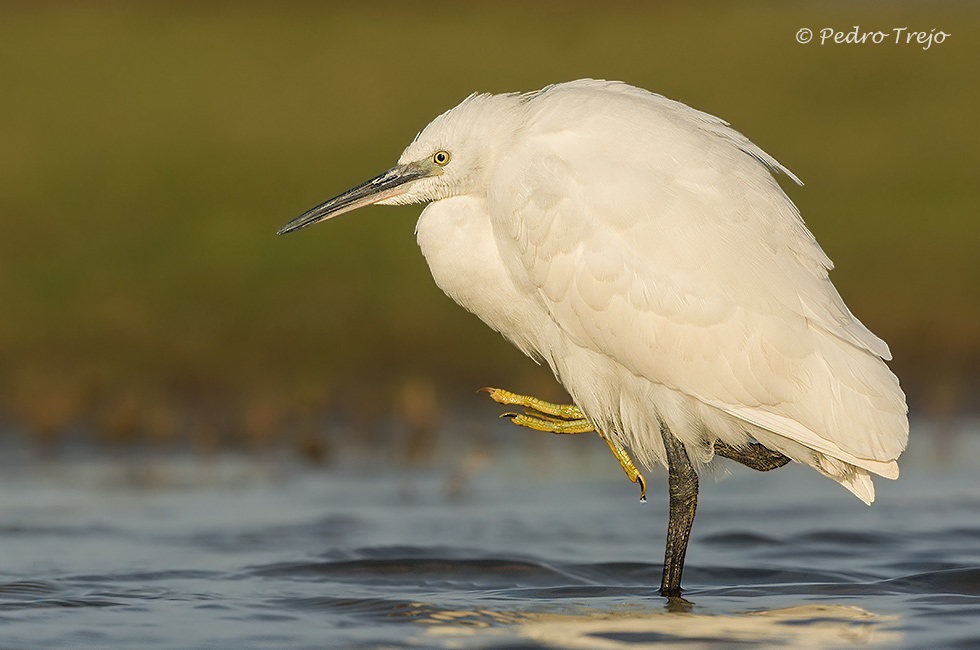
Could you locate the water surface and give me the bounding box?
[0,422,977,649]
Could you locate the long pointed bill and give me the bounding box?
[278,161,433,235]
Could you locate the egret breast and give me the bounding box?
[416,196,549,363]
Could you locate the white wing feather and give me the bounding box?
[486,81,908,501]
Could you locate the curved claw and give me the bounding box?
[636,473,647,502]
[481,387,522,407]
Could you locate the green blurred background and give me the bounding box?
[1,2,977,455]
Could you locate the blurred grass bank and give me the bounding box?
[1,2,977,452]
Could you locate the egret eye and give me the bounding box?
[432,150,451,166]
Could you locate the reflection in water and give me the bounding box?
[422,604,902,649]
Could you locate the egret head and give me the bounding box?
[278,92,523,235]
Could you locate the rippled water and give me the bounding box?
[0,421,978,649]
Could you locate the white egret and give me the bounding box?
[278,80,908,598]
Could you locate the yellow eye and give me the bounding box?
[432,150,451,166]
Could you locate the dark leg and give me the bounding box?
[659,422,698,599]
[713,441,791,471]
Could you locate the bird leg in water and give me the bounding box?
[714,441,791,471]
[660,421,698,599]
[481,387,646,501]
[480,389,791,598]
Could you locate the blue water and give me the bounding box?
[0,420,978,649]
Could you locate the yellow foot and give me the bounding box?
[480,387,647,502]
[481,387,587,422]
[607,438,647,502]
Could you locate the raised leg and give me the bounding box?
[482,387,646,500]
[660,421,698,599]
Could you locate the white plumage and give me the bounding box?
[280,79,908,509]
[404,80,907,503]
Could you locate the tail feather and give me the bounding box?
[748,426,892,505]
